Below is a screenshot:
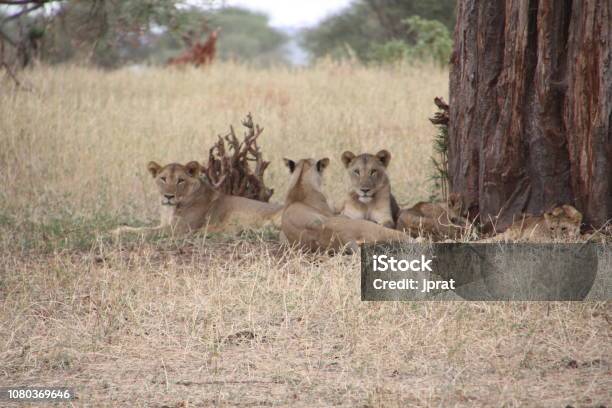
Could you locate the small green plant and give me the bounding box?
[428,97,450,202]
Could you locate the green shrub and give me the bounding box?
[368,40,410,64]
[403,16,452,67]
[368,16,452,67]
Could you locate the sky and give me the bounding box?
[221,0,353,28]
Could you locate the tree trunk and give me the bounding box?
[449,0,611,231]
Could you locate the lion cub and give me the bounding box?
[113,161,282,237]
[397,194,468,240]
[486,204,582,242]
[339,150,400,228]
[281,157,407,252]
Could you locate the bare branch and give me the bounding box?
[202,113,273,202]
[0,1,57,5]
[1,60,32,91]
[1,3,44,25]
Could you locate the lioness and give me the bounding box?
[113,161,282,237]
[340,150,400,228]
[281,157,408,251]
[484,204,582,242]
[397,194,468,240]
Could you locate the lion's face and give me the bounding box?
[341,150,391,203]
[543,205,582,237]
[147,161,201,206]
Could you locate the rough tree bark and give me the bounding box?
[449,0,611,231]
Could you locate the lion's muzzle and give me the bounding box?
[162,194,176,206]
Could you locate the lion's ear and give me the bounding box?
[147,161,162,178]
[341,151,355,168]
[283,158,296,173]
[184,161,201,178]
[376,150,391,167]
[562,205,582,224]
[316,158,330,173]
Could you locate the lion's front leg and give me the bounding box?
[369,208,395,229]
[111,205,188,238]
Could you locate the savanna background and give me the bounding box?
[1,1,610,406]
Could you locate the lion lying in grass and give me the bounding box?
[281,157,408,251]
[113,161,282,237]
[397,194,470,240]
[482,204,582,242]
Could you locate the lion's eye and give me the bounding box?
[177,178,185,184]
[160,177,167,182]
[370,169,377,176]
[353,169,360,175]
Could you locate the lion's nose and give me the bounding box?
[360,188,371,194]
[164,194,175,200]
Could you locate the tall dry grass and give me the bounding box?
[1,62,444,226]
[0,63,610,407]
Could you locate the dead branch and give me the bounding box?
[0,1,49,4]
[202,113,273,202]
[1,3,45,24]
[429,96,449,126]
[0,0,59,75]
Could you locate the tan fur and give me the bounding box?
[339,150,399,228]
[113,161,282,237]
[397,194,468,240]
[281,157,408,251]
[483,205,582,242]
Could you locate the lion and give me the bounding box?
[483,204,582,242]
[112,161,282,237]
[339,150,400,229]
[281,157,409,252]
[397,194,469,240]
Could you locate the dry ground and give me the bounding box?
[0,63,610,407]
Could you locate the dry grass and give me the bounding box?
[0,63,610,407]
[1,62,441,223]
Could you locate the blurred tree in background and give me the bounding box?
[0,0,288,68]
[2,0,454,69]
[368,16,452,67]
[41,0,186,67]
[208,8,287,65]
[1,0,188,68]
[154,7,288,66]
[302,0,455,66]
